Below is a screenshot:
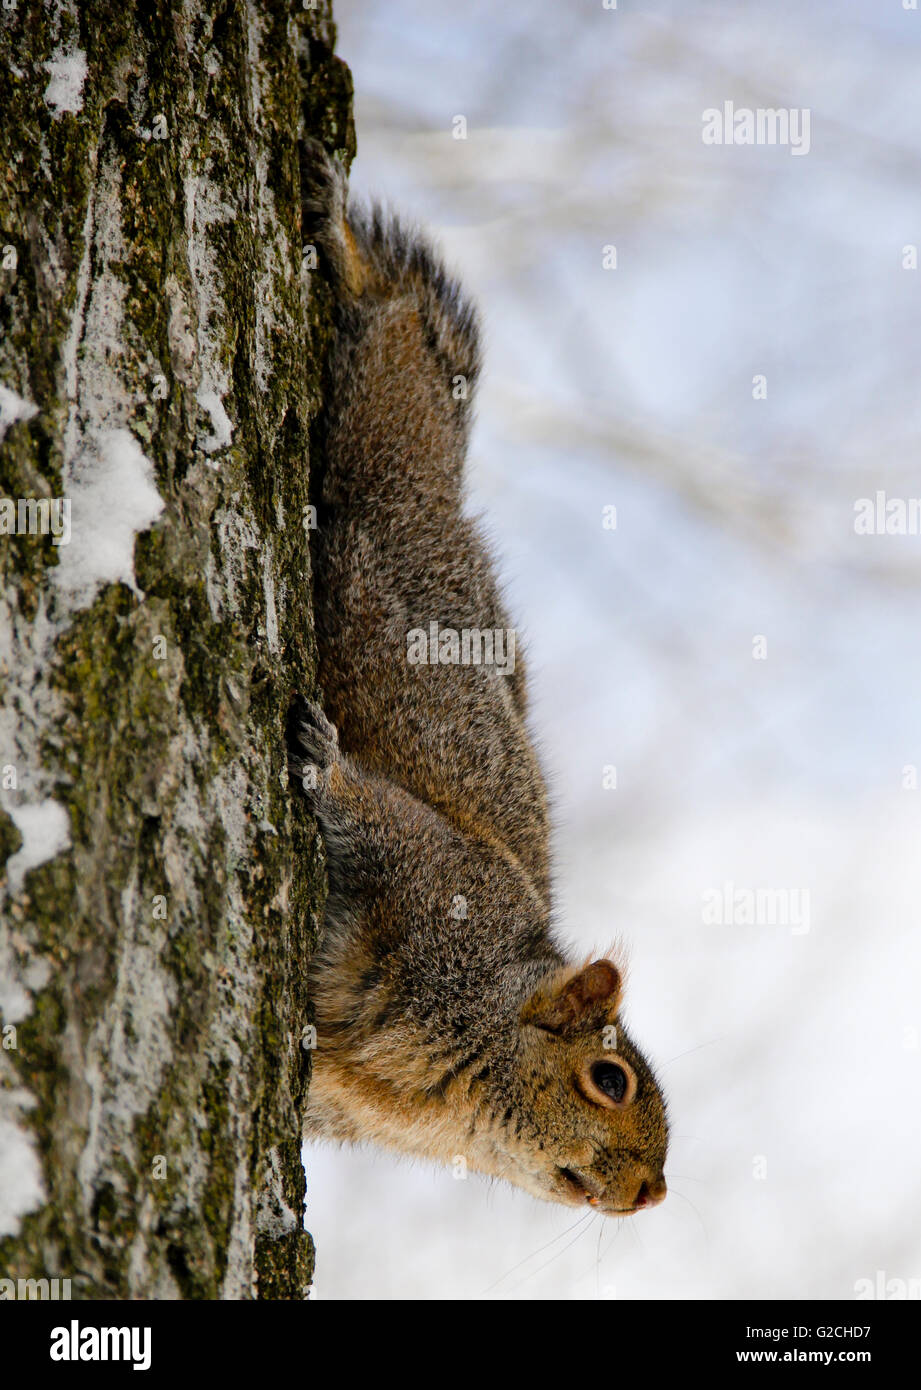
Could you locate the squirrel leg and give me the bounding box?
[288,697,352,841]
[300,138,373,296]
[290,697,340,777]
[288,697,395,892]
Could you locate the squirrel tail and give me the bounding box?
[300,138,481,401]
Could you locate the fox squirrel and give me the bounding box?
[291,141,668,1217]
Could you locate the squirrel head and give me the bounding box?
[510,958,668,1215]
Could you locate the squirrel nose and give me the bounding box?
[634,1175,667,1209]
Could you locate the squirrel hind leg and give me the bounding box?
[300,138,371,295]
[286,697,342,806]
[287,696,340,771]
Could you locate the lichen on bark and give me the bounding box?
[0,0,354,1299]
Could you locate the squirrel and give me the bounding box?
[290,140,668,1217]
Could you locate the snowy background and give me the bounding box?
[304,0,921,1299]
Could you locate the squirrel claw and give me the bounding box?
[289,698,340,778]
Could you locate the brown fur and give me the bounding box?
[292,142,668,1215]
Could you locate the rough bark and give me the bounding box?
[0,0,354,1299]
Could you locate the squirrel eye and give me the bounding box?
[590,1061,628,1103]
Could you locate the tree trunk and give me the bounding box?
[0,0,353,1299]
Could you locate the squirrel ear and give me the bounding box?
[521,959,623,1038]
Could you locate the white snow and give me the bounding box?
[0,941,31,1022]
[5,798,71,896]
[196,386,234,455]
[0,940,51,1025]
[0,384,38,442]
[53,428,165,606]
[0,1106,46,1237]
[42,47,88,116]
[0,799,56,1233]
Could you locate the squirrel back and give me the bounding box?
[293,143,668,1217]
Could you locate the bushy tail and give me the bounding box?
[300,138,481,404]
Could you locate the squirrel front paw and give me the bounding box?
[288,698,341,796]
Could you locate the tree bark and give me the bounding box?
[0,0,353,1299]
